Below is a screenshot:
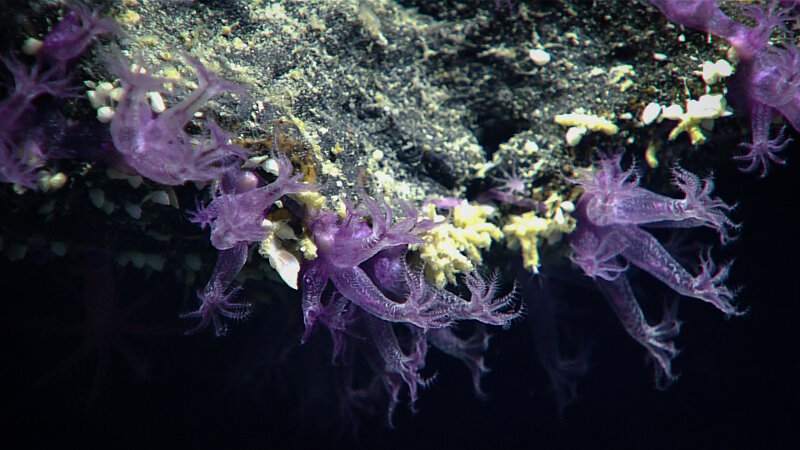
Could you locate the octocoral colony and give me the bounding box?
[0,0,793,425]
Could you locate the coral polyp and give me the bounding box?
[570,153,740,385]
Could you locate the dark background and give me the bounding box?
[2,149,798,450]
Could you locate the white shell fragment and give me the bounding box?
[661,104,684,120]
[144,190,171,206]
[89,188,105,209]
[97,106,115,123]
[263,238,301,290]
[529,48,551,66]
[264,158,280,176]
[686,94,730,120]
[565,126,587,147]
[147,91,166,113]
[47,172,68,190]
[124,202,143,219]
[50,242,67,257]
[641,102,661,125]
[260,219,302,290]
[184,254,202,272]
[22,38,43,55]
[701,59,733,85]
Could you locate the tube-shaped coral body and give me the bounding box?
[107,52,249,185]
[302,192,519,336]
[300,190,520,421]
[190,151,312,251]
[647,0,798,176]
[570,152,740,385]
[596,275,681,387]
[181,242,252,336]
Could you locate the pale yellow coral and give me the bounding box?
[554,111,619,135]
[292,190,327,210]
[503,194,576,273]
[418,202,503,287]
[298,236,318,260]
[664,94,732,145]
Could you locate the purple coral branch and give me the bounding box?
[190,149,312,250]
[598,276,682,388]
[181,242,252,336]
[735,103,791,177]
[38,2,122,72]
[428,327,491,398]
[299,188,519,422]
[570,152,739,385]
[647,0,797,175]
[365,317,432,425]
[569,229,628,281]
[107,51,250,185]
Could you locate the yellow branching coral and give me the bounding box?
[554,111,619,135]
[292,190,327,210]
[503,194,576,272]
[663,94,732,145]
[418,201,503,287]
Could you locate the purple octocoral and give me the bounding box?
[302,191,519,336]
[648,0,789,61]
[475,163,543,210]
[300,189,519,422]
[189,150,312,250]
[734,103,792,177]
[106,52,249,185]
[569,153,740,386]
[181,242,252,336]
[37,2,121,72]
[647,0,798,176]
[1,2,117,190]
[0,58,79,188]
[185,151,313,335]
[308,270,501,424]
